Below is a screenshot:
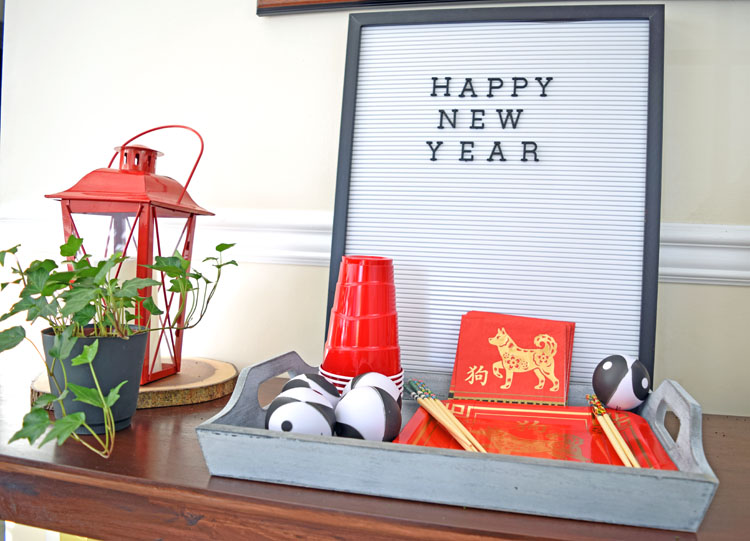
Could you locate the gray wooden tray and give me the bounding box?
[196,351,718,532]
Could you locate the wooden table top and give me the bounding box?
[0,365,747,541]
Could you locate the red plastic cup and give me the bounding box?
[321,255,401,381]
[325,312,399,348]
[319,365,404,394]
[338,255,394,285]
[332,282,396,317]
[321,345,401,378]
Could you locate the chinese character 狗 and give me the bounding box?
[465,365,489,386]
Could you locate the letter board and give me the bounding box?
[329,5,664,385]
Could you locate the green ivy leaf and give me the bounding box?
[41,281,71,296]
[101,313,118,329]
[216,260,238,269]
[72,304,96,327]
[59,235,84,257]
[105,380,128,407]
[47,270,78,283]
[39,412,86,447]
[60,287,99,317]
[216,243,235,252]
[74,260,96,275]
[0,326,25,353]
[33,296,60,319]
[1,278,22,291]
[9,407,51,445]
[93,253,122,285]
[33,391,67,408]
[142,297,163,316]
[168,277,193,293]
[43,271,78,296]
[142,255,184,277]
[0,244,20,266]
[68,383,104,408]
[114,277,160,298]
[24,260,57,295]
[49,326,77,360]
[0,297,35,322]
[70,340,99,366]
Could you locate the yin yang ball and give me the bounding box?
[334,386,402,442]
[342,371,402,408]
[282,373,341,407]
[592,354,651,410]
[265,387,336,436]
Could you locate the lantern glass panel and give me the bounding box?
[72,212,140,259]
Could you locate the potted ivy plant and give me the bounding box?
[0,235,235,458]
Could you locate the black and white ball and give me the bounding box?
[342,371,402,408]
[282,373,341,407]
[334,386,402,442]
[592,354,651,410]
[265,387,336,436]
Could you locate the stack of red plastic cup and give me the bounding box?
[320,255,403,395]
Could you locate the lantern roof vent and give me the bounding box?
[46,144,213,216]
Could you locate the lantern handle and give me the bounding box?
[107,125,204,205]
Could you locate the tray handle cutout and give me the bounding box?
[641,379,716,477]
[203,351,316,428]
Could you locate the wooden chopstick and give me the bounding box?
[412,393,477,452]
[587,394,640,468]
[428,396,488,453]
[600,410,640,468]
[407,381,488,453]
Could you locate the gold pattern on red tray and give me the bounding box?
[395,400,677,469]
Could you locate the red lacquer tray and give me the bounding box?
[395,400,677,469]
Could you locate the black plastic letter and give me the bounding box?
[426,141,443,161]
[438,109,458,129]
[459,142,475,161]
[470,110,485,130]
[487,142,506,162]
[521,141,539,162]
[487,78,504,97]
[459,78,477,98]
[536,77,553,97]
[512,77,528,97]
[431,77,452,97]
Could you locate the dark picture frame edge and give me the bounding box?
[258,0,546,17]
[327,4,665,380]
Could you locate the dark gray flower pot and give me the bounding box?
[41,328,147,434]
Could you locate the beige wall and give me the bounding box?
[661,1,750,224]
[1,1,749,416]
[655,284,750,416]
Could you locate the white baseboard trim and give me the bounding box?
[2,205,749,285]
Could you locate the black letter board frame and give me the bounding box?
[328,4,664,385]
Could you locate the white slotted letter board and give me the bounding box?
[341,15,655,385]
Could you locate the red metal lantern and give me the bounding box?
[45,125,213,384]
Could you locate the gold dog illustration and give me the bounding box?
[488,328,559,391]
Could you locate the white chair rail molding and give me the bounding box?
[3,208,749,286]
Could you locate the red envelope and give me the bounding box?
[449,311,575,405]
